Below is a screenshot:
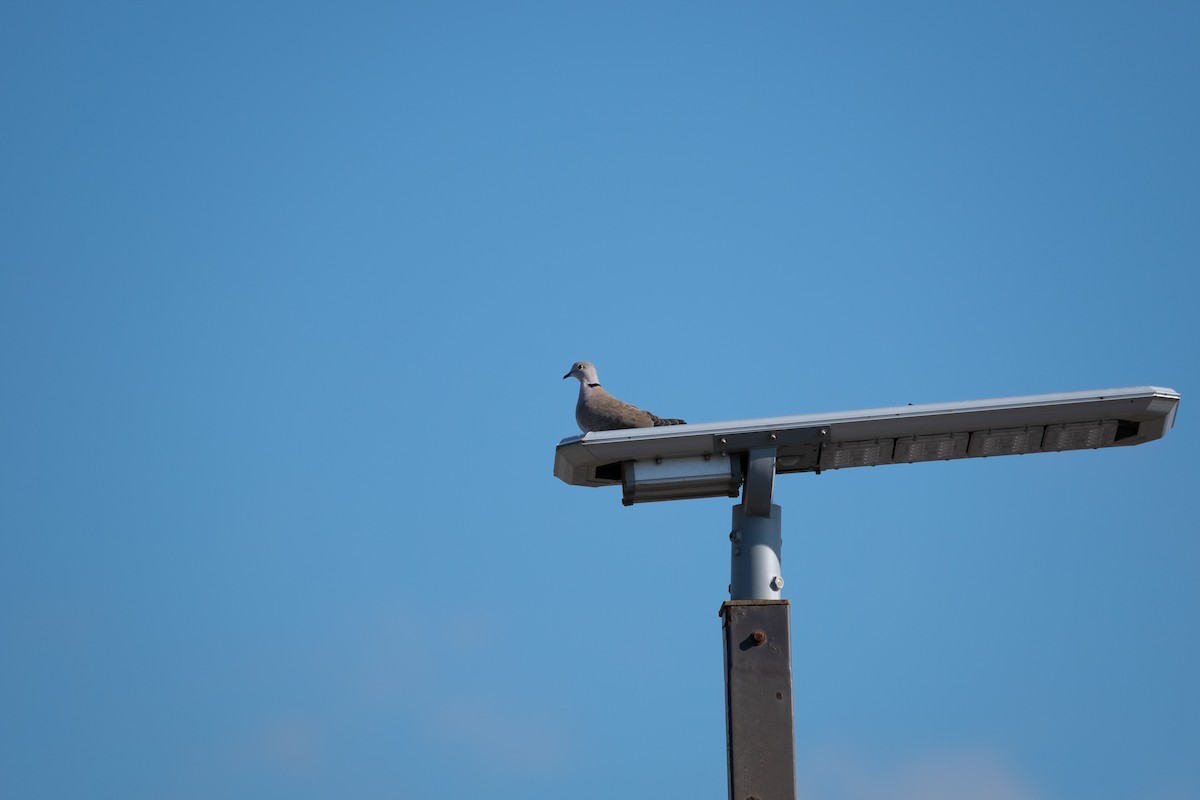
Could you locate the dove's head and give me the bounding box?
[563,360,599,384]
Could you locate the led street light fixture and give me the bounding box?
[894,432,970,463]
[554,386,1180,504]
[967,427,1045,457]
[818,439,894,470]
[1043,420,1120,451]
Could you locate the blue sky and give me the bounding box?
[2,2,1197,798]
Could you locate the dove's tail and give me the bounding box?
[652,417,687,426]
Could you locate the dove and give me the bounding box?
[563,360,686,433]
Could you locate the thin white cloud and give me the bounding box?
[237,714,324,775]
[797,744,1042,800]
[429,696,572,777]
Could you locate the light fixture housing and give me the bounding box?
[554,386,1180,503]
[620,454,742,505]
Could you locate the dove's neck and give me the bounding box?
[578,380,603,399]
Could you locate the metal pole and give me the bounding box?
[730,503,783,601]
[722,501,796,800]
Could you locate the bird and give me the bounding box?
[563,360,687,433]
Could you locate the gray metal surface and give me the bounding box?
[554,386,1180,489]
[722,600,796,800]
[730,504,783,601]
[742,448,778,518]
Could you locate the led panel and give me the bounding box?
[1042,420,1119,451]
[819,439,895,470]
[967,427,1044,457]
[894,432,970,463]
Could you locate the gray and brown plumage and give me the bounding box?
[563,361,687,433]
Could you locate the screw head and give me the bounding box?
[770,576,785,591]
[751,630,767,645]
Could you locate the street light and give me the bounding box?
[553,385,1180,800]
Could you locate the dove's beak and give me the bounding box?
[562,372,571,379]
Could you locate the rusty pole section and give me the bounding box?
[720,599,796,800]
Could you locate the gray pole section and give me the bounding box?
[730,503,783,601]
